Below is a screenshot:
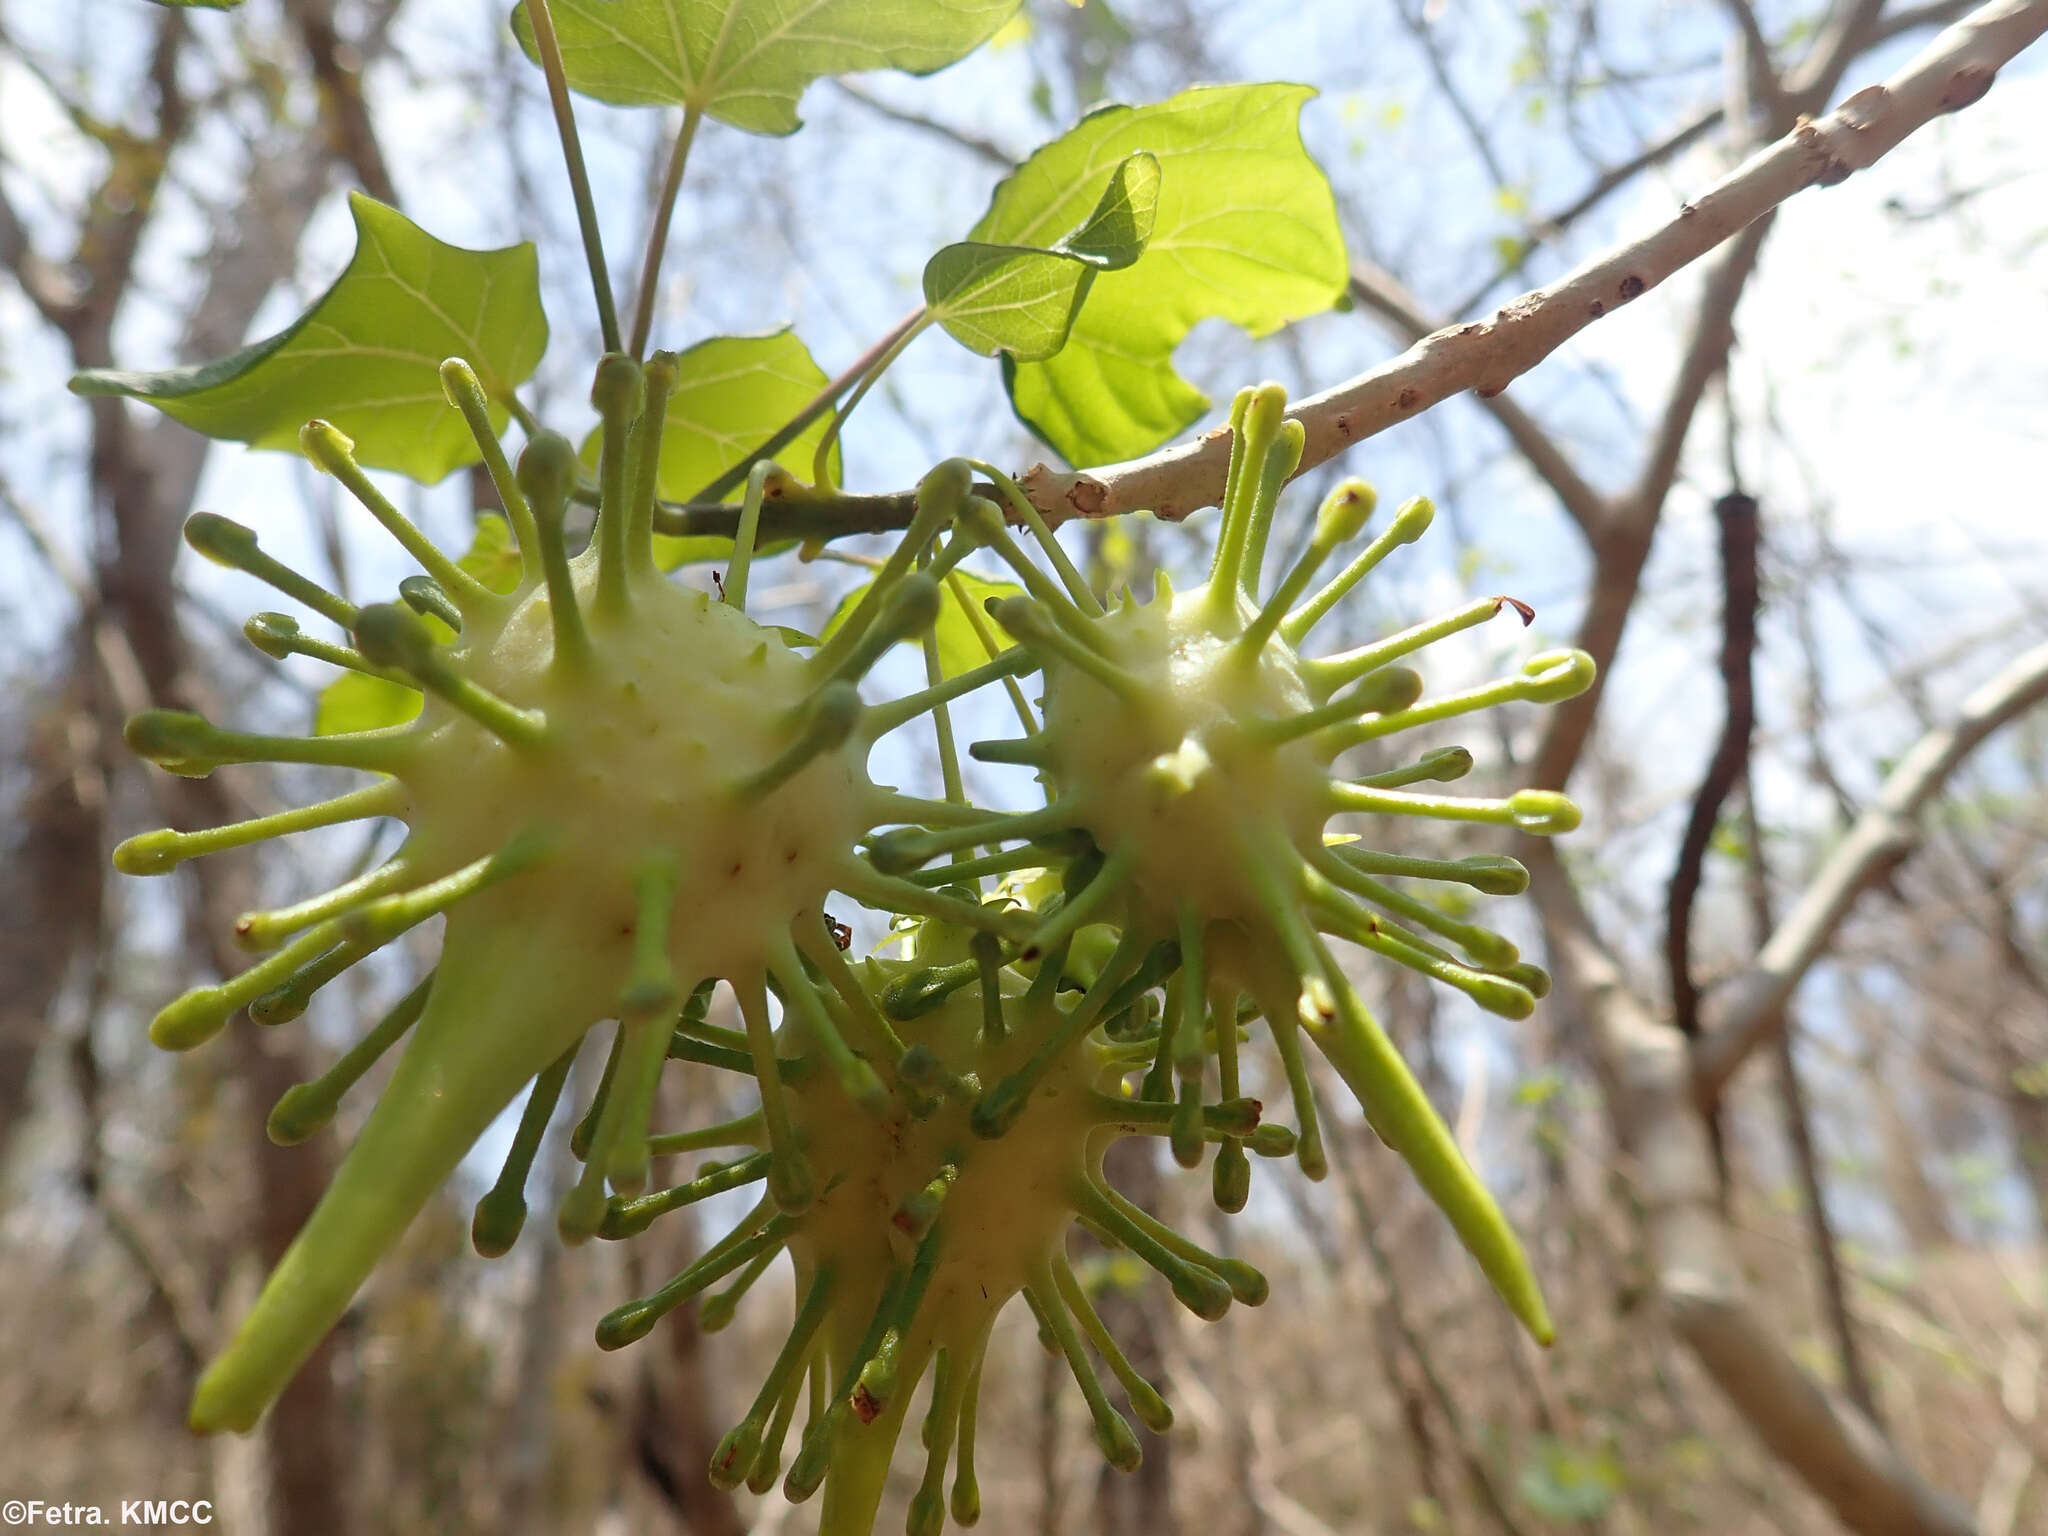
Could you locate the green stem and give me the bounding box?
[692,305,927,503]
[503,393,544,439]
[812,310,934,491]
[521,0,621,354]
[723,462,771,612]
[628,103,704,358]
[918,560,969,816]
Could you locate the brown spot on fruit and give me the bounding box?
[1396,387,1420,411]
[1618,274,1646,301]
[1588,299,1605,317]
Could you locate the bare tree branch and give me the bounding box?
[1790,0,1894,107]
[1448,106,1726,320]
[1665,491,1762,1047]
[0,177,83,325]
[1393,0,1515,192]
[1746,781,1886,1424]
[1695,638,2048,1098]
[830,77,1016,170]
[1718,0,1795,129]
[1345,259,1609,541]
[285,0,400,204]
[1017,0,2047,525]
[1527,844,1977,1536]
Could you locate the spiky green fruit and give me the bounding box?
[603,911,1273,1535]
[117,355,994,1436]
[893,383,1596,1345]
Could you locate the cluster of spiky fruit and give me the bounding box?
[120,363,1592,1534]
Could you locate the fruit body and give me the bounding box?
[119,357,953,1435]
[116,365,1597,1536]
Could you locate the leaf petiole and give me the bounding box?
[519,0,621,354]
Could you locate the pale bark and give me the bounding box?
[1528,847,1976,1536]
[1018,0,2048,526]
[1696,641,2048,1099]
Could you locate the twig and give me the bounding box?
[1016,0,2048,525]
[283,0,399,204]
[1524,844,1978,1536]
[1448,106,1725,319]
[567,2,2038,551]
[1703,484,1884,1421]
[520,0,622,354]
[1695,638,2048,1097]
[1394,0,1514,191]
[1521,211,1773,794]
[1665,491,1761,1044]
[830,77,1016,170]
[627,103,704,358]
[1752,783,1886,1423]
[1716,0,1794,129]
[1345,259,1607,541]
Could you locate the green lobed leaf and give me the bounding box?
[573,330,838,570]
[315,670,421,738]
[511,0,1021,135]
[315,515,517,735]
[821,567,1023,681]
[71,194,546,485]
[979,84,1347,468]
[925,151,1158,362]
[456,513,525,595]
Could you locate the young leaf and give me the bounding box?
[315,670,421,739]
[71,195,546,485]
[314,511,518,732]
[656,331,841,503]
[821,568,1022,679]
[457,514,524,595]
[511,0,1021,135]
[926,151,1159,362]
[570,330,836,570]
[923,245,1099,364]
[980,84,1347,467]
